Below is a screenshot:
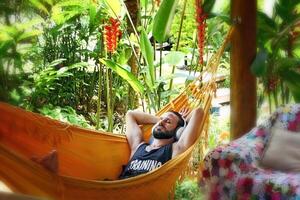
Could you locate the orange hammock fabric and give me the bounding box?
[0,28,232,200]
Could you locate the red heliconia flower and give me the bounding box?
[104,17,121,53]
[267,76,278,92]
[195,0,207,65]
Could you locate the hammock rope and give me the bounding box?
[0,27,233,200]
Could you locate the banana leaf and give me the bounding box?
[100,59,145,95]
[152,0,179,43]
[140,28,155,89]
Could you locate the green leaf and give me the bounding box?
[140,28,155,87]
[52,10,82,25]
[18,30,43,42]
[164,51,185,66]
[100,59,144,94]
[211,13,230,24]
[118,48,132,65]
[275,0,300,23]
[257,11,277,30]
[257,11,277,47]
[203,0,216,13]
[57,67,69,75]
[279,70,300,87]
[290,88,300,103]
[88,2,97,27]
[275,58,300,72]
[90,9,104,30]
[44,0,54,6]
[17,18,44,30]
[140,0,148,8]
[69,62,89,69]
[286,81,300,103]
[279,70,300,102]
[29,0,49,14]
[51,0,88,24]
[0,32,13,43]
[104,0,122,18]
[152,0,179,43]
[251,50,268,77]
[292,37,300,57]
[48,59,66,67]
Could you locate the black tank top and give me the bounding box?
[119,143,173,179]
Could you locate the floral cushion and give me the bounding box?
[200,104,300,200]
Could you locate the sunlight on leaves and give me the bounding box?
[104,0,122,18]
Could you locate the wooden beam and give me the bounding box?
[230,0,257,139]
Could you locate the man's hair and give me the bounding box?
[169,110,185,128]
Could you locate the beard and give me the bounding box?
[152,126,177,139]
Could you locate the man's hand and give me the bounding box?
[179,107,191,122]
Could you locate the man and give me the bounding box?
[119,107,204,179]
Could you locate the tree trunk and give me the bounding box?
[125,0,140,109]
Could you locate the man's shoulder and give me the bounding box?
[131,142,147,156]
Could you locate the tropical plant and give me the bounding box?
[175,178,205,200]
[30,60,89,109]
[39,104,92,128]
[1,0,232,134]
[251,0,300,111]
[0,1,44,101]
[101,0,230,122]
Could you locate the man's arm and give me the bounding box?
[125,110,159,156]
[173,108,204,157]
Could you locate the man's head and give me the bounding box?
[152,110,185,140]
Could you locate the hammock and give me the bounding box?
[0,28,233,200]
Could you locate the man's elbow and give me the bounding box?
[193,107,204,119]
[126,110,134,116]
[125,110,135,120]
[126,109,140,120]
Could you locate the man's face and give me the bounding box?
[152,112,180,139]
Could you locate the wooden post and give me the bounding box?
[230,0,257,139]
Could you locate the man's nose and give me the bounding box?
[158,120,163,126]
[159,118,167,125]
